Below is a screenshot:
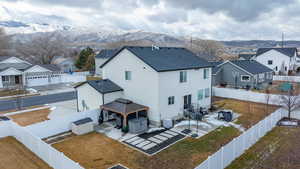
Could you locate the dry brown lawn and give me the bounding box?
[214,97,279,129]
[227,126,300,169]
[0,105,44,115]
[8,108,50,126]
[253,81,300,95]
[0,137,52,169]
[53,127,240,169]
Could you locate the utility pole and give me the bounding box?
[282,32,284,48]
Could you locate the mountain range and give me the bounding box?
[1,4,300,51]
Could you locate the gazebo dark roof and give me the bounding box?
[101,98,149,116]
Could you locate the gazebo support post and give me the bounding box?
[123,114,128,129]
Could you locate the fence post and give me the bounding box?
[221,147,224,169]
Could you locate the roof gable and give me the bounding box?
[0,56,32,65]
[24,65,51,73]
[100,46,212,72]
[256,48,297,57]
[0,67,23,76]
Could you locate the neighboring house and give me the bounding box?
[95,49,118,76]
[52,57,76,73]
[76,46,213,126]
[238,53,256,60]
[0,56,61,89]
[254,47,300,75]
[212,60,273,89]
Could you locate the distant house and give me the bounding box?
[212,60,273,89]
[52,57,76,73]
[0,56,61,89]
[77,46,213,126]
[95,49,118,76]
[238,53,256,60]
[254,47,300,74]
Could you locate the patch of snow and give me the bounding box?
[229,122,245,132]
[147,127,165,133]
[280,121,298,126]
[174,120,212,129]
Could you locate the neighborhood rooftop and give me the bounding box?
[100,46,212,72]
[238,53,256,60]
[95,49,119,59]
[230,60,273,74]
[76,79,123,94]
[256,47,298,57]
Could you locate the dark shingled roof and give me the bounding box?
[230,60,273,74]
[96,49,119,59]
[100,46,212,72]
[0,62,32,71]
[73,117,93,125]
[238,53,256,60]
[39,64,61,71]
[75,79,123,94]
[101,98,148,115]
[256,48,298,57]
[209,61,222,75]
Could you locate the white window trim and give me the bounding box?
[241,75,251,82]
[179,71,187,83]
[168,96,175,105]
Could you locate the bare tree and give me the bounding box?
[16,32,67,64]
[0,27,11,56]
[280,88,300,119]
[186,39,225,61]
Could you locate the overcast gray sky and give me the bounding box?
[2,0,300,40]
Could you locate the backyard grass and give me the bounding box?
[8,108,50,126]
[0,137,51,169]
[0,89,29,97]
[226,126,300,169]
[214,98,279,129]
[53,126,240,169]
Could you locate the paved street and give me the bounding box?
[0,91,76,112]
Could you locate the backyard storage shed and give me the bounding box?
[75,79,123,112]
[71,117,94,135]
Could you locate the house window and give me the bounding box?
[275,66,278,71]
[268,60,273,65]
[1,76,8,82]
[179,71,187,83]
[168,96,175,105]
[285,67,287,71]
[198,89,204,100]
[125,71,132,80]
[241,75,250,82]
[204,88,210,98]
[204,68,209,79]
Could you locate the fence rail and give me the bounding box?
[0,121,85,169]
[195,109,287,169]
[273,75,300,82]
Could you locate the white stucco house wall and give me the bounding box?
[254,48,299,75]
[95,49,118,76]
[77,46,213,126]
[0,56,62,89]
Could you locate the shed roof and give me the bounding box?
[75,79,123,94]
[100,46,212,72]
[256,47,297,57]
[101,98,149,116]
[73,117,93,125]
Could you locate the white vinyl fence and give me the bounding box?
[26,109,100,138]
[0,121,84,169]
[195,108,287,169]
[273,75,300,82]
[213,87,282,105]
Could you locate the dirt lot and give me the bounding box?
[0,137,51,169]
[8,108,50,126]
[53,127,240,169]
[214,97,279,129]
[226,126,300,169]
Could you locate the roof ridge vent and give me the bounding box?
[152,44,160,51]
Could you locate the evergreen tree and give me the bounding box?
[75,47,94,70]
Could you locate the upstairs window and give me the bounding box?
[180,71,187,83]
[125,71,132,80]
[268,60,273,65]
[168,96,175,105]
[204,68,209,79]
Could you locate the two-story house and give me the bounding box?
[75,46,212,126]
[254,47,299,75]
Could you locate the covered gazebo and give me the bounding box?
[100,98,149,130]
